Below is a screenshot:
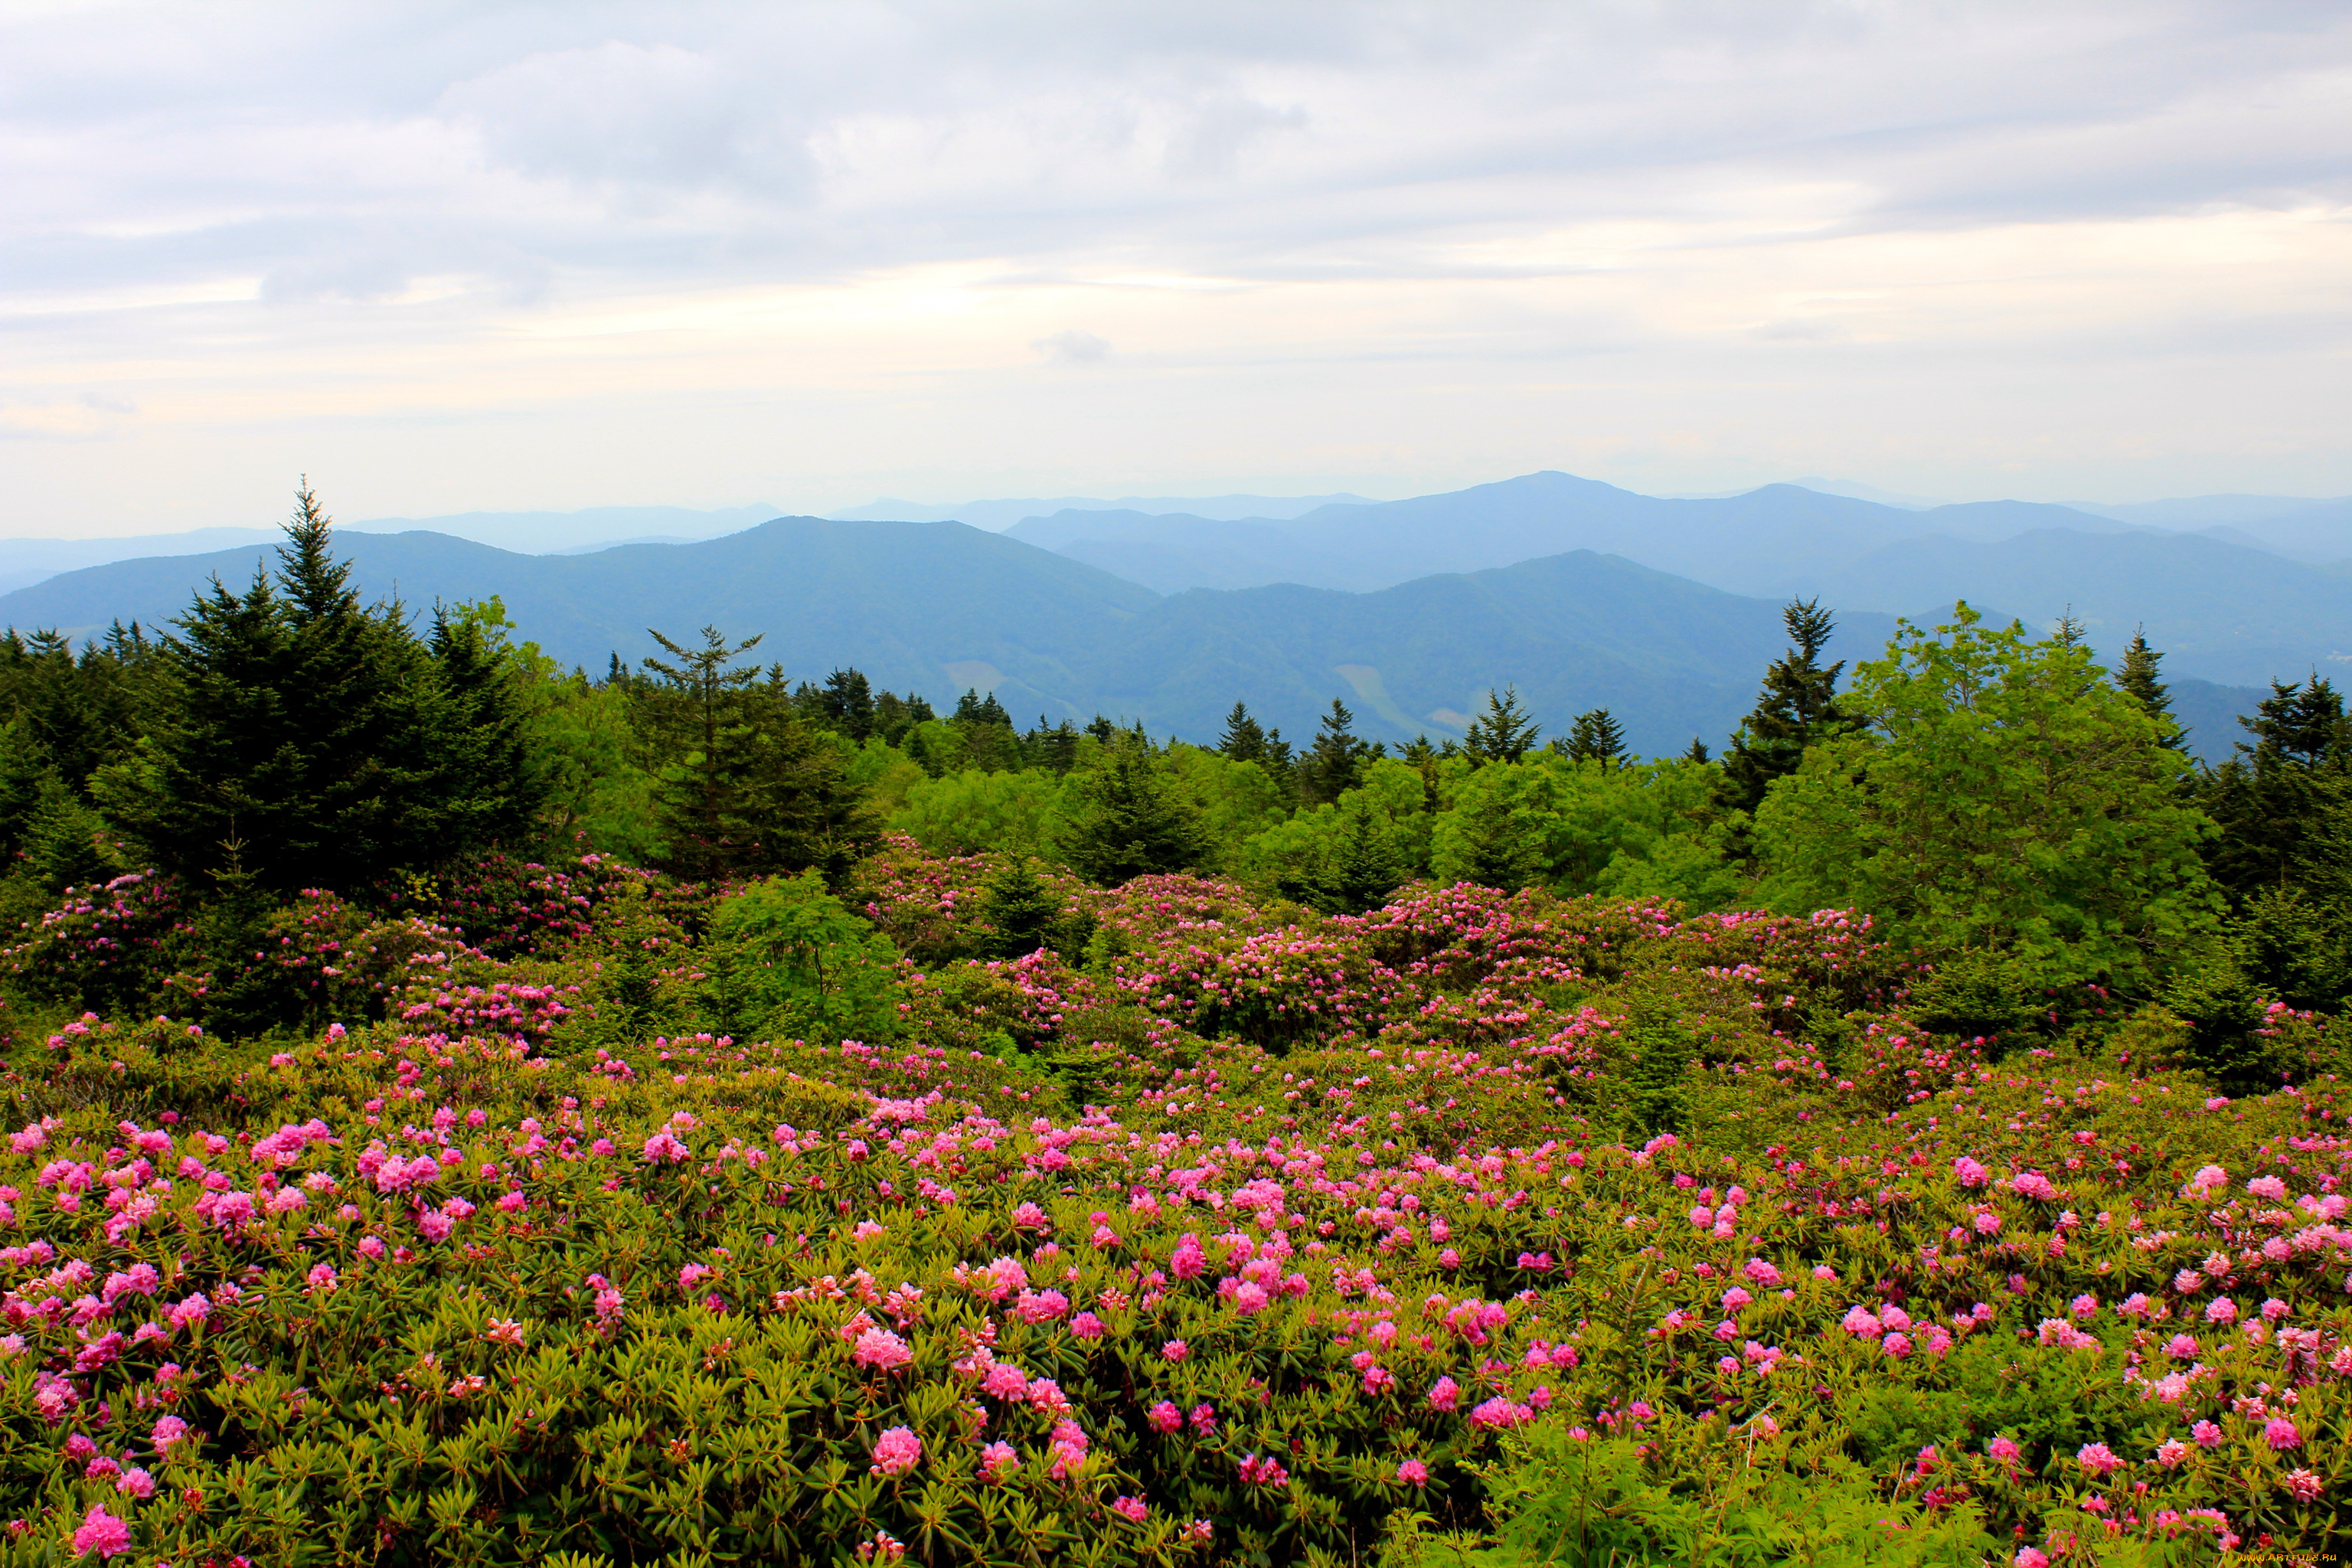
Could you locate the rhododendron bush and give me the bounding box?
[0,840,2344,1564]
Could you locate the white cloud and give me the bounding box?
[2,1,2350,534]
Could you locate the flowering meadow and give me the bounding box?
[0,839,2345,1566]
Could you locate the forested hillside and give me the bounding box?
[0,493,2346,1563]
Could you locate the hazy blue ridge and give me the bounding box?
[0,516,2270,761]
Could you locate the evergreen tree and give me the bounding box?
[1217,702,1269,764]
[981,856,1060,958]
[1307,805,1406,916]
[1461,685,1540,763]
[1684,737,1711,764]
[818,668,877,740]
[1563,709,1626,767]
[2194,677,2351,900]
[1721,597,1853,812]
[105,483,481,892]
[1055,746,1210,886]
[426,600,550,855]
[2112,629,2186,752]
[1297,698,1379,806]
[636,627,870,882]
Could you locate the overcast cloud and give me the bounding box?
[4,0,2350,534]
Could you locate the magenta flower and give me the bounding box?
[1396,1459,1429,1486]
[113,1468,154,1500]
[1427,1376,1460,1412]
[869,1425,922,1477]
[1161,1339,1189,1361]
[1109,1496,1148,1523]
[1148,1400,1181,1434]
[2286,1467,2323,1501]
[2076,1442,2122,1478]
[2192,1420,2223,1447]
[978,1440,1018,1481]
[851,1327,913,1372]
[71,1506,130,1558]
[1985,1436,2020,1464]
[2265,1418,2301,1451]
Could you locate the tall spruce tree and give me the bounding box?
[637,627,869,883]
[1297,698,1378,805]
[1563,709,1626,767]
[1217,702,1269,764]
[1722,597,1852,812]
[2112,629,2186,752]
[1462,685,1540,763]
[2194,677,2351,900]
[1055,746,1210,886]
[107,483,509,892]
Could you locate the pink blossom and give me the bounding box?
[852,1328,913,1372]
[2265,1418,2301,1451]
[1986,1436,2020,1464]
[1236,1452,1289,1487]
[1840,1306,1883,1338]
[2016,1551,2050,1568]
[2204,1297,2239,1325]
[1396,1459,1429,1486]
[2077,1442,2123,1477]
[978,1440,1017,1481]
[2285,1468,2323,1501]
[2192,1421,2223,1447]
[1070,1312,1105,1340]
[113,1468,153,1500]
[1188,1403,1217,1436]
[70,1506,130,1558]
[869,1425,922,1477]
[2156,1439,2187,1468]
[1161,1339,1188,1361]
[1469,1396,1534,1429]
[1148,1400,1182,1434]
[1952,1156,1989,1187]
[1427,1376,1460,1412]
[1109,1496,1148,1524]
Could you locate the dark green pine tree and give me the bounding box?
[1461,685,1540,763]
[981,856,1061,958]
[425,603,547,854]
[1297,698,1380,805]
[2112,629,2187,752]
[1683,737,1711,764]
[1217,702,1269,765]
[636,627,871,883]
[109,483,462,893]
[1563,709,1626,767]
[1720,597,1852,812]
[1306,807,1405,916]
[1056,746,1210,887]
[818,668,877,740]
[2194,677,2351,900]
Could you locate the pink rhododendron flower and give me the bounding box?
[2077,1442,2122,1477]
[1161,1339,1188,1361]
[114,1468,153,1500]
[2264,1418,2300,1451]
[71,1506,130,1558]
[851,1327,912,1372]
[1148,1400,1181,1434]
[1109,1496,1148,1523]
[1428,1376,1460,1411]
[2204,1297,2239,1325]
[2193,1421,2223,1447]
[2286,1468,2322,1501]
[978,1441,1017,1481]
[1397,1459,1429,1486]
[868,1426,921,1477]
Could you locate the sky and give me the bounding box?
[4,0,2350,537]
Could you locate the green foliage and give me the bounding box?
[1052,746,1213,886]
[702,871,907,1044]
[1387,1426,1999,1568]
[1298,697,1380,806]
[1755,603,2221,989]
[1430,755,1737,906]
[1239,760,1432,914]
[1557,709,1626,769]
[890,767,1063,858]
[1461,687,1540,765]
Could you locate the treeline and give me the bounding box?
[4,489,2349,1057]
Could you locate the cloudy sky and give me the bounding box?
[5,0,2350,535]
